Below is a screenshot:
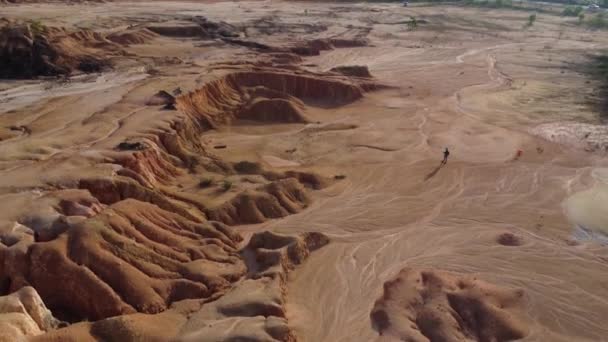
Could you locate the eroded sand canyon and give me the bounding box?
[1,1,608,341]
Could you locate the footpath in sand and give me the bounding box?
[1,1,608,342]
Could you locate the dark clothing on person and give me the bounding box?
[442,148,450,164]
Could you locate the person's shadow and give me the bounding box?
[424,161,445,181]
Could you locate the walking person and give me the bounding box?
[442,147,450,165]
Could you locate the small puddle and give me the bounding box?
[565,168,608,243]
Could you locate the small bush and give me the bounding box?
[588,13,608,29]
[463,0,514,8]
[198,177,214,188]
[28,20,46,36]
[334,174,347,180]
[407,17,418,31]
[562,6,583,17]
[525,13,537,28]
[234,161,261,174]
[221,180,233,191]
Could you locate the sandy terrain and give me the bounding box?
[1,1,608,341]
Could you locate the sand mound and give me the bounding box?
[145,90,176,108]
[280,170,331,190]
[244,15,327,37]
[0,10,380,340]
[221,70,363,104]
[192,16,240,38]
[241,98,308,123]
[175,231,328,341]
[0,287,64,341]
[147,17,239,39]
[0,57,340,332]
[28,230,328,342]
[288,38,368,56]
[79,176,206,222]
[106,28,158,46]
[207,178,310,225]
[146,23,207,38]
[496,233,523,246]
[0,87,331,331]
[0,22,115,78]
[289,39,333,56]
[222,34,368,57]
[330,65,372,78]
[232,160,330,189]
[102,138,199,188]
[177,68,367,128]
[370,268,529,342]
[245,231,329,276]
[268,52,303,65]
[329,38,369,48]
[2,199,245,321]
